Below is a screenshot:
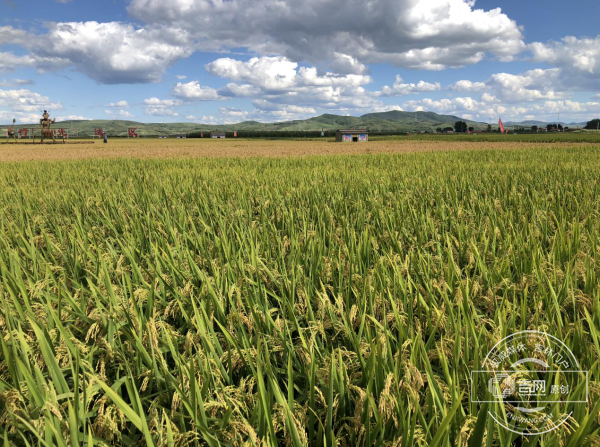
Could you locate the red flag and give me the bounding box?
[234,131,238,137]
[201,132,204,138]
[498,118,505,134]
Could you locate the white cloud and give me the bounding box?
[146,107,179,117]
[0,88,63,124]
[330,53,369,75]
[445,69,563,103]
[0,88,62,112]
[176,75,187,80]
[206,57,301,91]
[106,107,134,118]
[144,98,180,107]
[206,56,371,92]
[27,22,193,84]
[0,51,64,72]
[205,56,384,115]
[448,80,487,92]
[0,26,28,46]
[172,81,222,101]
[56,115,89,120]
[529,36,600,90]
[376,76,441,96]
[218,83,262,98]
[144,97,180,116]
[402,95,600,122]
[0,78,33,87]
[485,69,562,101]
[218,106,251,118]
[105,100,129,108]
[129,0,524,70]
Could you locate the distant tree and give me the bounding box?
[531,125,538,132]
[558,124,564,131]
[436,127,443,133]
[547,124,557,132]
[454,121,468,133]
[468,126,475,132]
[444,127,454,133]
[584,119,600,130]
[487,124,492,133]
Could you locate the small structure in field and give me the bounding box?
[211,131,226,139]
[335,129,369,142]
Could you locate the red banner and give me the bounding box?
[128,128,138,137]
[57,128,67,137]
[94,128,103,136]
[18,128,29,138]
[234,131,238,137]
[498,118,505,134]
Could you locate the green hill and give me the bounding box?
[2,111,488,137]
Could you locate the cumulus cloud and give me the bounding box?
[105,108,134,118]
[0,88,62,112]
[529,36,600,90]
[376,76,441,96]
[144,97,181,116]
[485,69,563,101]
[25,22,193,84]
[129,0,524,70]
[105,100,129,108]
[205,56,385,114]
[218,106,251,118]
[0,26,28,46]
[448,80,487,92]
[0,88,62,123]
[0,78,33,87]
[330,53,369,75]
[172,81,222,101]
[402,94,600,122]
[56,115,90,120]
[445,69,563,102]
[218,83,262,98]
[0,51,65,72]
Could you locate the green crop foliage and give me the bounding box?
[0,146,598,446]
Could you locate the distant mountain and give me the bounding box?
[1,111,491,136]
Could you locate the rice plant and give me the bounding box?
[0,146,598,446]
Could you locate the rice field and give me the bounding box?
[0,142,599,446]
[1,137,599,162]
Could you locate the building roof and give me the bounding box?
[337,129,368,133]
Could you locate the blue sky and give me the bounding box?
[1,0,600,125]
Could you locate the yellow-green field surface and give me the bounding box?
[0,135,599,161]
[0,140,599,446]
